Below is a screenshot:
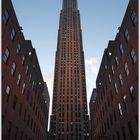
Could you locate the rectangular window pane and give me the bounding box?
[128,121,134,137]
[10,28,16,41]
[3,9,9,24]
[124,29,130,42]
[131,10,138,26]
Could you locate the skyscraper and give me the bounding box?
[49,0,89,139]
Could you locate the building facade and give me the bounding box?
[2,0,50,139]
[89,88,97,140]
[49,0,89,139]
[92,0,138,140]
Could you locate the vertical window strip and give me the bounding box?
[130,48,137,64]
[124,28,130,42]
[131,10,138,26]
[3,48,10,63]
[3,9,9,24]
[10,28,16,41]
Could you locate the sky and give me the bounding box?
[12,0,129,127]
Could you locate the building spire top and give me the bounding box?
[62,0,78,10]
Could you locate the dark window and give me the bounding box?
[130,48,137,64]
[27,114,30,126]
[113,109,117,121]
[6,85,11,95]
[129,85,134,101]
[124,28,130,42]
[10,28,16,41]
[124,62,129,76]
[20,131,23,140]
[15,127,18,140]
[13,95,17,110]
[118,103,123,116]
[21,55,25,65]
[128,121,134,137]
[119,74,123,86]
[16,43,21,54]
[115,56,119,65]
[26,65,29,75]
[3,9,9,24]
[3,48,10,63]
[6,85,11,102]
[24,109,27,122]
[112,65,115,74]
[113,134,116,140]
[123,96,127,110]
[22,83,26,94]
[19,103,22,116]
[131,10,138,26]
[7,121,12,139]
[116,131,120,140]
[11,63,16,76]
[119,44,124,55]
[17,74,21,86]
[122,127,126,140]
[115,83,118,94]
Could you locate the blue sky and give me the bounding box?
[12,0,129,121]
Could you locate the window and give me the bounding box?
[16,43,21,54]
[130,49,137,64]
[112,65,115,75]
[131,10,138,26]
[7,121,12,138]
[19,103,22,116]
[124,63,129,76]
[6,85,11,96]
[22,83,26,94]
[13,95,17,110]
[113,109,117,121]
[128,121,134,137]
[108,74,111,83]
[119,44,124,55]
[15,127,18,140]
[119,74,123,86]
[26,65,29,74]
[3,9,9,24]
[3,48,10,63]
[124,28,130,42]
[122,127,126,140]
[118,103,123,116]
[17,74,21,86]
[29,74,32,82]
[123,95,127,109]
[115,83,118,94]
[20,131,23,140]
[129,85,134,101]
[10,28,16,41]
[21,55,25,65]
[115,56,119,65]
[32,81,35,89]
[11,63,16,76]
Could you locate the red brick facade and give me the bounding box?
[2,0,50,140]
[90,0,138,140]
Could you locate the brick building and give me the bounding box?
[91,0,138,140]
[2,0,50,139]
[89,88,97,140]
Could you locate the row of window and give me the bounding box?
[4,120,44,140]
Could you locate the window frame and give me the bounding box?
[3,9,10,24]
[3,48,10,63]
[131,10,138,26]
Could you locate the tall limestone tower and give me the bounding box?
[49,0,89,139]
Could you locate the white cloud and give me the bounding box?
[85,57,100,75]
[43,71,54,96]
